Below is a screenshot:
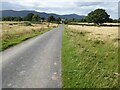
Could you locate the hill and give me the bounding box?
[1,10,85,19]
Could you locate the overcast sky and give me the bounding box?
[1,0,120,19]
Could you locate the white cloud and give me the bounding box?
[1,0,120,19]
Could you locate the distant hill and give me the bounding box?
[0,10,85,19]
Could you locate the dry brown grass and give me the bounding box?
[67,25,119,46]
[78,22,120,25]
[0,21,58,39]
[0,21,58,50]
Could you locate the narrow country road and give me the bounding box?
[1,25,63,88]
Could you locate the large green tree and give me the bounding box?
[86,9,110,25]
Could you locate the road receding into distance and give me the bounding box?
[1,25,63,88]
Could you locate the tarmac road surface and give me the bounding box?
[1,25,63,88]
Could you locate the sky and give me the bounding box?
[1,0,120,19]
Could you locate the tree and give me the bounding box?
[79,18,87,22]
[47,16,55,22]
[32,14,40,22]
[25,13,34,21]
[41,17,45,22]
[56,17,61,24]
[113,19,118,23]
[3,17,12,21]
[108,18,113,23]
[72,18,75,22]
[86,9,110,25]
[14,17,23,21]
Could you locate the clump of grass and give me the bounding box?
[53,26,57,28]
[93,39,104,45]
[78,31,85,36]
[62,27,118,88]
[113,37,120,42]
[9,23,13,25]
[24,22,32,26]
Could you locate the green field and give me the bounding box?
[62,26,118,88]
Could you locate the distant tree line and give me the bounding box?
[78,17,120,23]
[1,9,120,25]
[1,13,41,22]
[1,16,23,21]
[1,13,62,24]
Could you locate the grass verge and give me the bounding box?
[62,27,118,88]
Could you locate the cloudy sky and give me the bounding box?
[1,0,120,19]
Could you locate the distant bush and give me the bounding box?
[64,21,68,24]
[24,22,32,26]
[79,18,87,22]
[47,16,56,23]
[32,14,40,22]
[9,24,13,25]
[56,17,61,24]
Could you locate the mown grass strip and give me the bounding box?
[62,27,118,88]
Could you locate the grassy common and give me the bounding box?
[0,21,58,51]
[62,25,118,88]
